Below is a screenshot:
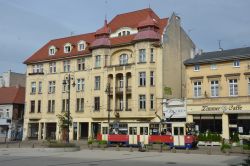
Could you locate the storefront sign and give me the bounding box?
[163,107,186,118]
[201,105,242,111]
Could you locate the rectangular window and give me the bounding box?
[193,81,202,97]
[94,97,100,111]
[30,100,35,113]
[49,62,56,73]
[139,49,146,62]
[62,99,69,112]
[248,78,250,95]
[194,64,200,71]
[38,81,42,94]
[38,100,41,113]
[95,55,101,67]
[229,79,238,96]
[63,60,70,72]
[32,64,43,73]
[150,94,154,110]
[233,60,240,67]
[139,95,146,110]
[211,64,217,70]
[48,81,56,93]
[211,80,219,97]
[77,58,85,71]
[150,71,155,86]
[139,72,146,86]
[31,82,36,94]
[94,76,100,90]
[76,98,84,112]
[76,78,85,91]
[48,100,55,113]
[150,48,154,62]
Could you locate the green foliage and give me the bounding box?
[221,143,231,151]
[57,112,72,130]
[198,132,221,142]
[98,140,108,145]
[243,144,250,150]
[230,132,240,143]
[88,137,94,145]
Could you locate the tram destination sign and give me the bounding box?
[201,105,242,111]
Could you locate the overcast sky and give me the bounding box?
[0,0,250,74]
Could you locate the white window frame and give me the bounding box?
[78,41,85,51]
[49,62,56,73]
[38,81,42,94]
[211,64,217,70]
[76,78,85,91]
[77,58,85,71]
[94,76,100,90]
[211,80,219,97]
[139,72,146,86]
[248,78,250,95]
[48,100,55,113]
[194,64,200,71]
[31,82,36,94]
[49,46,56,56]
[150,71,155,86]
[233,60,240,67]
[95,55,101,67]
[139,49,146,63]
[193,81,202,97]
[63,60,70,72]
[64,43,72,53]
[139,95,146,110]
[150,94,154,110]
[48,81,56,94]
[76,98,84,112]
[150,48,154,62]
[120,54,128,65]
[229,79,238,96]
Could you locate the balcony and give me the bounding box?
[126,86,131,94]
[115,87,124,94]
[28,72,44,76]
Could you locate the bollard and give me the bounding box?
[129,146,133,152]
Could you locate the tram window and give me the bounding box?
[174,127,178,135]
[179,127,184,135]
[140,127,148,135]
[129,127,137,135]
[102,127,108,134]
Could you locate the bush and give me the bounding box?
[231,132,239,143]
[48,142,76,148]
[98,140,107,145]
[243,144,250,150]
[221,143,231,152]
[198,132,221,142]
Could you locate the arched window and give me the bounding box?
[120,54,128,65]
[64,43,72,53]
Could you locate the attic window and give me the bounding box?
[78,41,85,51]
[49,46,56,56]
[64,43,72,53]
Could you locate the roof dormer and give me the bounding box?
[49,46,57,56]
[110,27,138,38]
[78,40,86,51]
[64,43,72,53]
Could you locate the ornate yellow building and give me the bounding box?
[23,8,195,141]
[184,47,250,140]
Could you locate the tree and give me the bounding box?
[57,112,72,141]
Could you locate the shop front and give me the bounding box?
[187,104,250,140]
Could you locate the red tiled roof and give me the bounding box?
[24,8,168,64]
[0,86,25,105]
[138,15,159,28]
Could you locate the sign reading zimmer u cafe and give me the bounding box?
[201,105,243,111]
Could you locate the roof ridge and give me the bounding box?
[50,32,95,42]
[201,46,250,55]
[115,8,152,17]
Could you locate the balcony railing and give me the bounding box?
[126,86,131,93]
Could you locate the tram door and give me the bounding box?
[139,127,149,145]
[102,126,108,141]
[172,123,185,146]
[129,127,138,145]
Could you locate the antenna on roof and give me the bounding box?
[105,0,108,22]
[218,40,223,51]
[70,31,74,36]
[148,3,151,8]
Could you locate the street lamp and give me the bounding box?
[62,74,75,143]
[105,83,111,133]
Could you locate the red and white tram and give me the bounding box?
[97,122,198,149]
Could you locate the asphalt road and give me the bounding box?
[0,148,247,166]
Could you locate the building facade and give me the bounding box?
[0,70,26,88]
[23,8,195,141]
[0,86,25,141]
[184,47,250,140]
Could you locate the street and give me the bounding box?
[0,148,247,166]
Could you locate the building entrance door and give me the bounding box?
[80,122,89,139]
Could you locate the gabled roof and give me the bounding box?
[24,8,168,64]
[0,86,25,105]
[184,47,250,65]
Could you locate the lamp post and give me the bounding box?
[105,83,111,133]
[62,74,75,143]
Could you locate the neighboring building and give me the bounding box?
[23,8,195,141]
[0,86,25,141]
[0,70,26,88]
[163,99,186,122]
[184,47,250,140]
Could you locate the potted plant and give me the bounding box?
[98,140,108,149]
